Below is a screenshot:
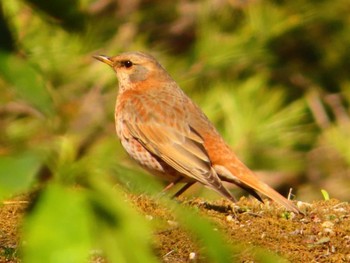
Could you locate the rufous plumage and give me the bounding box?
[94,51,299,213]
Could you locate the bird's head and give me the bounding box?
[93,51,171,91]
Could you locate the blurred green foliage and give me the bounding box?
[0,0,349,262]
[0,152,41,200]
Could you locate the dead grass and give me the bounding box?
[0,197,28,263]
[1,194,349,262]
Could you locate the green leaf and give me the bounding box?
[22,184,92,263]
[0,3,16,52]
[25,0,86,32]
[321,189,330,201]
[87,178,159,263]
[253,247,289,263]
[0,51,54,116]
[0,152,42,200]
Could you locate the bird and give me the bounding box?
[93,51,300,213]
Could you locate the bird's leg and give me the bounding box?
[161,178,195,200]
[172,182,195,198]
[161,177,184,193]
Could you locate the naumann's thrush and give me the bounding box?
[94,51,299,213]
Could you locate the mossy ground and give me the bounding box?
[1,195,349,262]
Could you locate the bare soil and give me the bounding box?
[1,194,349,262]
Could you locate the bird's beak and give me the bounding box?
[93,55,114,67]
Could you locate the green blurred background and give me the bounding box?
[0,0,349,262]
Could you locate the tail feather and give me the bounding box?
[214,164,300,213]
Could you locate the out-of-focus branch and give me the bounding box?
[306,90,330,129]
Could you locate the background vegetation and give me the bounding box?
[0,0,349,262]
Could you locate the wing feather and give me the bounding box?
[126,121,221,187]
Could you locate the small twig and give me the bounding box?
[324,93,350,124]
[0,101,44,119]
[306,90,330,129]
[163,250,175,258]
[288,188,294,200]
[2,200,29,205]
[244,211,263,217]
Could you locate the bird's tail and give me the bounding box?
[214,163,300,213]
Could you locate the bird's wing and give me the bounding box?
[124,120,234,199]
[126,121,211,184]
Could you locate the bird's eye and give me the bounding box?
[123,60,133,68]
